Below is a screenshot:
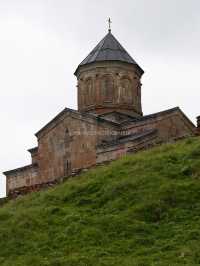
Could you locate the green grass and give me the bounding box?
[1,137,200,265]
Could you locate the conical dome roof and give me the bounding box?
[75,31,144,75]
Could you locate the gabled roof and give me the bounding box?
[3,163,38,176]
[98,111,139,124]
[35,107,196,139]
[75,31,144,75]
[122,107,196,131]
[97,107,196,130]
[136,107,195,126]
[35,108,121,138]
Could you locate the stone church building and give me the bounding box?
[4,29,198,196]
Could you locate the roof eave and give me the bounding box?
[74,60,144,77]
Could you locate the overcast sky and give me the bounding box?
[0,0,200,197]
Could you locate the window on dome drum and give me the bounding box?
[137,82,141,97]
[85,78,93,106]
[120,78,133,104]
[101,75,114,102]
[78,85,83,107]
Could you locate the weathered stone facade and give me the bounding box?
[76,62,143,116]
[5,164,39,195]
[3,30,198,197]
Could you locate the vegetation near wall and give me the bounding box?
[1,137,200,265]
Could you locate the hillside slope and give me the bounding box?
[1,137,200,265]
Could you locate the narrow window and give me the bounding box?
[120,78,132,103]
[85,78,93,105]
[101,75,114,102]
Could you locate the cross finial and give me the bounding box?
[108,18,112,33]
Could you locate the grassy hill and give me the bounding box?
[1,137,200,265]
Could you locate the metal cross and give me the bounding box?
[108,18,112,33]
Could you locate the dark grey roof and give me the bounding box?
[97,129,157,148]
[35,107,120,138]
[27,147,38,154]
[120,107,196,129]
[75,31,144,74]
[3,163,38,176]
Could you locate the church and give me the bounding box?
[3,27,198,197]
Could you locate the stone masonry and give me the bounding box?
[3,30,198,197]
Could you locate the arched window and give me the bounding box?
[136,82,141,97]
[64,128,70,141]
[64,160,71,176]
[120,78,132,104]
[100,75,114,102]
[85,78,93,106]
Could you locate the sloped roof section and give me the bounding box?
[75,31,144,74]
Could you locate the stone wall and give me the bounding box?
[124,109,196,142]
[5,164,39,196]
[97,130,158,164]
[76,61,143,116]
[36,110,118,184]
[7,180,59,199]
[3,108,196,198]
[28,147,39,164]
[3,109,119,197]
